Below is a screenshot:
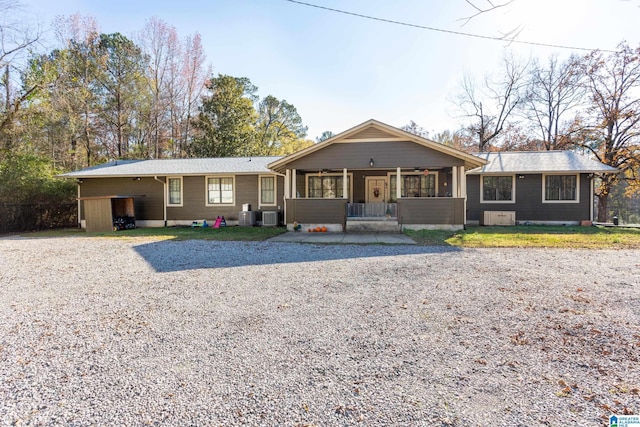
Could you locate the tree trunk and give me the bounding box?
[597,192,609,223]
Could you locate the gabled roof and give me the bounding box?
[58,157,282,178]
[267,119,486,173]
[467,151,619,175]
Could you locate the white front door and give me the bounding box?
[366,177,387,203]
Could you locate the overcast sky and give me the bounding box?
[20,0,640,140]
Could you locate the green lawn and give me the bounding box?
[12,225,640,248]
[15,226,288,241]
[404,225,640,249]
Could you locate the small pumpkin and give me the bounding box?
[308,228,313,232]
[315,226,322,232]
[321,226,327,232]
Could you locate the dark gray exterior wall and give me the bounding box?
[398,198,464,225]
[283,141,465,170]
[467,173,592,223]
[168,175,284,222]
[285,199,348,225]
[79,175,283,224]
[78,177,164,221]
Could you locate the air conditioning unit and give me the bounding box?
[238,210,257,226]
[262,211,278,226]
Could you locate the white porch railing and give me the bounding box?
[347,203,397,218]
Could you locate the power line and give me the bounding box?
[282,0,615,53]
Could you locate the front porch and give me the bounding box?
[267,119,486,231]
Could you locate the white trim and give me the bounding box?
[304,172,353,201]
[205,175,236,206]
[396,167,401,200]
[542,173,580,204]
[386,171,439,199]
[452,166,458,198]
[167,176,183,207]
[343,168,348,199]
[292,169,297,199]
[258,174,277,208]
[284,169,291,198]
[480,174,516,204]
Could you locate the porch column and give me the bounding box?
[396,167,402,200]
[342,168,348,199]
[452,166,458,197]
[291,169,297,198]
[285,169,291,198]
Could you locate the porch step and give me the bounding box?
[346,219,399,232]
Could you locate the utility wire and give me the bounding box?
[283,0,615,53]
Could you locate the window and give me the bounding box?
[389,174,436,201]
[260,175,276,206]
[207,177,234,205]
[481,175,514,203]
[544,174,578,202]
[307,175,351,199]
[167,177,182,206]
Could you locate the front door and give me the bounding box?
[366,177,387,203]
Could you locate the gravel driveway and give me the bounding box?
[1,236,639,426]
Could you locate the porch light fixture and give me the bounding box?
[133,177,141,181]
[369,158,374,167]
[414,167,420,172]
[517,175,525,179]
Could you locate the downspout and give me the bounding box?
[77,181,82,229]
[154,176,167,227]
[590,173,594,223]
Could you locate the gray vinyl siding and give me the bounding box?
[78,177,164,221]
[467,173,592,223]
[283,141,464,170]
[168,174,283,222]
[398,198,465,225]
[285,199,348,224]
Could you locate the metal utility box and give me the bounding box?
[481,211,516,226]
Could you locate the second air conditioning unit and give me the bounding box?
[262,211,278,226]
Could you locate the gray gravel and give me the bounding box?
[1,236,639,426]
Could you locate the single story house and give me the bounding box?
[59,119,618,231]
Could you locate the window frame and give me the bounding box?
[542,174,580,203]
[258,174,277,208]
[205,175,236,206]
[305,173,353,201]
[167,176,183,207]
[480,174,516,204]
[387,172,438,201]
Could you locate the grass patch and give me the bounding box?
[404,225,640,249]
[15,226,288,242]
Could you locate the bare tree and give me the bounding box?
[136,17,179,158]
[401,120,429,138]
[0,0,40,143]
[456,54,528,151]
[176,33,210,157]
[525,54,585,150]
[577,42,640,222]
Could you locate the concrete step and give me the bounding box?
[346,219,399,232]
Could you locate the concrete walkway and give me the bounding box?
[268,231,416,244]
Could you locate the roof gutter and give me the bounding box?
[154,176,167,227]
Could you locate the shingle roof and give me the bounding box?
[58,157,283,178]
[467,151,619,175]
